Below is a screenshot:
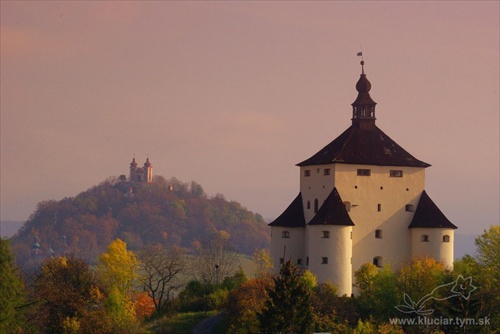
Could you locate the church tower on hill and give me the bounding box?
[129,157,153,183]
[269,61,457,296]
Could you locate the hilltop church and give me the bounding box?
[269,61,457,296]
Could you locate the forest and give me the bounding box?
[1,226,499,333]
[9,175,270,270]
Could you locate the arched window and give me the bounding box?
[314,198,319,213]
[373,256,383,268]
[443,235,450,243]
[281,231,290,238]
[421,234,429,242]
[375,229,383,239]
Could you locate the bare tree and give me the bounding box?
[139,245,186,312]
[193,231,239,284]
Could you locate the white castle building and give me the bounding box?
[269,62,457,296]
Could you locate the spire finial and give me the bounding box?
[357,51,364,74]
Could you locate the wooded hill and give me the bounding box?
[10,176,270,269]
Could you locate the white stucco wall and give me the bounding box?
[307,225,352,296]
[333,164,425,273]
[270,226,306,274]
[411,228,455,268]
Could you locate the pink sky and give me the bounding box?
[1,1,498,236]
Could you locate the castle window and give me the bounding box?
[314,199,319,213]
[306,257,309,266]
[344,201,351,212]
[421,234,429,242]
[307,201,311,209]
[377,204,382,212]
[297,258,302,265]
[373,256,383,268]
[375,229,383,239]
[281,231,290,238]
[279,258,284,264]
[317,168,320,173]
[443,235,450,243]
[324,168,331,176]
[321,257,328,264]
[304,170,311,177]
[406,204,415,212]
[390,170,403,177]
[322,231,330,238]
[357,169,371,176]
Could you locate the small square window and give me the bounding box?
[304,170,311,177]
[406,204,415,212]
[321,257,328,264]
[281,231,290,238]
[324,168,331,176]
[279,258,284,264]
[390,170,403,177]
[375,229,383,239]
[357,169,371,176]
[322,231,330,238]
[297,258,302,265]
[421,234,429,242]
[443,235,450,243]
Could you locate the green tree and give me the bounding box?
[258,260,313,333]
[474,225,500,330]
[0,239,26,333]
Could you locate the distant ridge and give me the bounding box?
[10,175,270,269]
[0,220,24,238]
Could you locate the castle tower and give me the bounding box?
[129,157,138,181]
[144,158,153,183]
[269,60,457,296]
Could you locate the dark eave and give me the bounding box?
[269,193,306,228]
[297,125,430,168]
[409,191,457,229]
[308,188,355,226]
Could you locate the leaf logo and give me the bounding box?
[395,275,476,315]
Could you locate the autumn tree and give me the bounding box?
[258,260,313,333]
[226,277,272,333]
[139,245,186,313]
[0,239,26,333]
[97,239,142,333]
[31,255,111,333]
[252,248,273,278]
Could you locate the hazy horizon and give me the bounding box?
[1,2,498,235]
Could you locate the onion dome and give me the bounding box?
[351,60,377,129]
[144,158,152,167]
[130,157,138,168]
